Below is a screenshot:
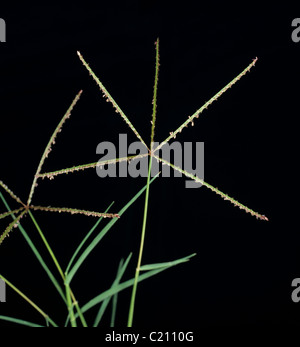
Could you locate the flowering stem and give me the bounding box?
[128,155,153,327]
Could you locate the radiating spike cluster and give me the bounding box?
[29,205,120,218]
[27,90,83,206]
[0,45,267,250]
[154,58,258,153]
[77,51,149,151]
[153,155,268,221]
[0,210,27,245]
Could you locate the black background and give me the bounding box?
[0,2,299,329]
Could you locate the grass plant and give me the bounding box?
[0,39,267,327]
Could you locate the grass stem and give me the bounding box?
[127,151,153,326]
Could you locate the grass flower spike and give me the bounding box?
[0,40,268,328]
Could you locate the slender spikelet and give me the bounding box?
[27,90,83,206]
[0,180,26,207]
[153,155,268,221]
[30,205,120,218]
[154,58,258,153]
[0,210,27,245]
[150,38,160,148]
[0,207,25,221]
[37,153,149,180]
[77,51,149,150]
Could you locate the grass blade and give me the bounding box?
[65,202,115,275]
[27,210,65,280]
[27,209,88,327]
[93,253,132,327]
[0,315,45,327]
[139,253,197,271]
[65,282,77,327]
[79,253,196,316]
[65,174,159,285]
[0,191,67,304]
[110,270,121,328]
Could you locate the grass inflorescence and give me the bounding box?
[0,40,267,327]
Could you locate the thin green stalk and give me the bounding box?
[0,274,58,327]
[128,39,160,327]
[74,300,87,327]
[27,209,88,327]
[65,283,77,327]
[127,155,153,327]
[0,191,67,304]
[27,210,65,280]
